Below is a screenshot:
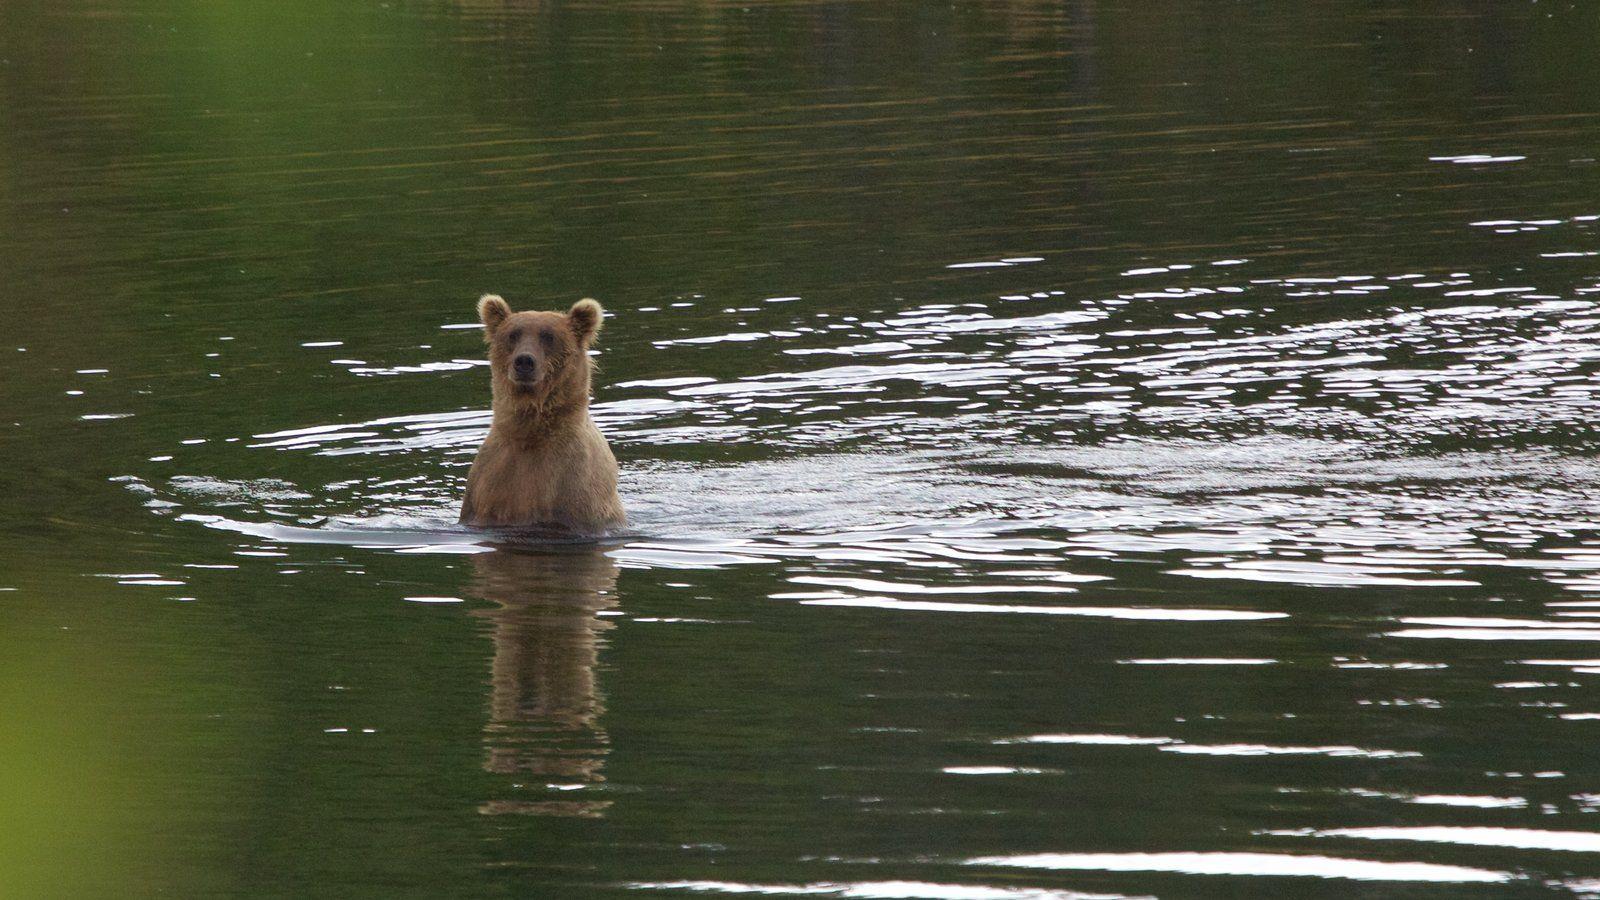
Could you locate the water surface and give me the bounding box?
[5,2,1600,896]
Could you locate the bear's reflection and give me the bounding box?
[469,545,619,817]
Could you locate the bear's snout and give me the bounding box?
[512,353,538,380]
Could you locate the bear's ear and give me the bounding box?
[568,298,604,345]
[478,294,511,337]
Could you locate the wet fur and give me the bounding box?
[460,295,625,532]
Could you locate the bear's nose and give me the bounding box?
[513,354,537,377]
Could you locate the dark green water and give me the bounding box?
[6,2,1600,896]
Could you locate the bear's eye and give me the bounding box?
[539,329,555,347]
[505,328,522,344]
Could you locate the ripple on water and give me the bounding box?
[993,734,1416,759]
[962,852,1511,884]
[1267,826,1600,853]
[133,425,1600,599]
[624,882,1138,899]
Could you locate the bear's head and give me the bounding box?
[477,294,604,418]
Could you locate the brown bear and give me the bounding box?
[459,294,626,532]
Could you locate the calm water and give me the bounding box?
[5,2,1600,896]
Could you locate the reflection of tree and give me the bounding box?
[469,546,619,817]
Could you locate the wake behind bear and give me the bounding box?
[459,294,626,533]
